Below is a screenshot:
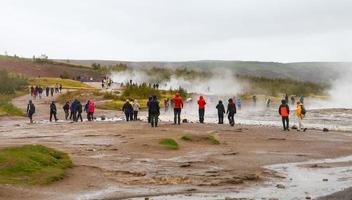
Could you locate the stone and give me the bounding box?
[323,178,328,182]
[276,184,285,189]
[182,119,188,123]
[323,128,329,132]
[101,116,106,120]
[291,125,298,130]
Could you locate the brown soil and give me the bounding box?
[0,93,352,200]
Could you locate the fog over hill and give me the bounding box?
[56,59,351,83]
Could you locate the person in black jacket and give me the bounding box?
[122,100,133,121]
[50,101,58,122]
[226,98,237,126]
[76,101,83,122]
[216,100,225,124]
[63,101,70,120]
[45,86,50,97]
[147,96,152,123]
[26,100,35,124]
[149,95,160,127]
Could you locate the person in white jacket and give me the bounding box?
[133,99,140,121]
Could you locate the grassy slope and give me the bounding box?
[29,77,95,90]
[0,145,72,184]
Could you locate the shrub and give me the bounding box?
[208,135,220,145]
[122,85,161,99]
[0,70,27,95]
[181,134,193,141]
[159,139,179,150]
[0,145,73,184]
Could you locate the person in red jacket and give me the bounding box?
[197,96,206,123]
[278,99,290,131]
[173,93,184,125]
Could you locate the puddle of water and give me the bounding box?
[133,155,352,200]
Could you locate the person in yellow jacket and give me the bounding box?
[296,101,307,132]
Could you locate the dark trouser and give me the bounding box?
[64,110,69,120]
[69,111,73,120]
[174,108,181,124]
[228,112,235,126]
[87,112,94,121]
[73,111,77,121]
[133,111,138,121]
[28,113,33,123]
[125,112,130,121]
[218,113,224,124]
[46,91,49,97]
[151,113,159,127]
[76,112,83,122]
[129,112,133,121]
[199,108,205,123]
[50,111,58,122]
[148,111,151,123]
[282,116,289,130]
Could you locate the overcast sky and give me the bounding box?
[1,0,352,62]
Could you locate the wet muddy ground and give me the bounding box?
[1,92,352,199]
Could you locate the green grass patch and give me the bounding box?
[181,134,193,141]
[208,135,220,145]
[159,139,179,150]
[0,145,73,185]
[29,77,95,90]
[0,99,23,116]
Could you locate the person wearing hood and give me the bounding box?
[133,99,140,121]
[173,93,184,125]
[26,100,35,124]
[50,101,58,122]
[63,101,70,120]
[71,99,79,121]
[86,100,95,121]
[149,95,160,127]
[227,98,237,126]
[296,101,307,132]
[236,97,241,110]
[216,100,225,124]
[278,99,290,131]
[122,99,133,121]
[197,96,206,123]
[147,96,152,123]
[76,101,83,122]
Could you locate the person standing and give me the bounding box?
[236,97,241,110]
[59,84,63,93]
[87,100,95,121]
[147,96,152,123]
[63,101,70,120]
[133,99,140,121]
[30,86,34,96]
[296,101,307,132]
[291,96,295,105]
[122,100,133,121]
[149,96,160,127]
[197,96,206,123]
[252,95,257,107]
[26,100,35,124]
[164,98,169,112]
[50,101,58,122]
[38,86,43,99]
[173,93,183,125]
[50,87,54,97]
[216,100,225,124]
[285,94,289,105]
[227,98,237,126]
[76,101,83,122]
[45,86,50,97]
[279,100,290,131]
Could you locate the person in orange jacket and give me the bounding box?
[173,93,184,125]
[197,96,206,123]
[278,99,290,131]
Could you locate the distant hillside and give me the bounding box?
[56,59,351,83]
[0,56,102,81]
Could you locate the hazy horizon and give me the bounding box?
[2,0,352,62]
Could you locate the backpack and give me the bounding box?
[301,105,307,115]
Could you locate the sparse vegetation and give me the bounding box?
[159,139,179,149]
[181,134,193,141]
[0,145,73,185]
[208,135,220,145]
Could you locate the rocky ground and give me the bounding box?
[0,92,352,200]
